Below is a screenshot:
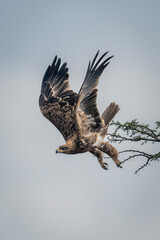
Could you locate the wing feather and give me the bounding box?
[76,51,113,136]
[39,56,77,141]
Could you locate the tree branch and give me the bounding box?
[108,120,160,173]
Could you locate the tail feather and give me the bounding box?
[101,102,120,126]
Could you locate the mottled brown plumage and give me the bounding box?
[39,51,122,170]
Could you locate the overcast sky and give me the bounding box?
[0,1,160,240]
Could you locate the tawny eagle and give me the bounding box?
[39,51,122,170]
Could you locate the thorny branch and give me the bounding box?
[107,120,160,174]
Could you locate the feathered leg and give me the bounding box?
[98,141,122,168]
[90,148,108,170]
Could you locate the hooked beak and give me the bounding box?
[56,148,59,154]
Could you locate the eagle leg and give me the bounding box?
[90,148,109,170]
[98,141,122,168]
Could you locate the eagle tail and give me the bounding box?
[101,102,120,126]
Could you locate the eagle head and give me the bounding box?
[56,144,74,154]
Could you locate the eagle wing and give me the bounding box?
[39,56,77,141]
[76,51,113,137]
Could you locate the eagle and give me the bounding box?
[39,51,122,170]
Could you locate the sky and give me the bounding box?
[0,0,160,240]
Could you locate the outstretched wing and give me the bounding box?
[76,51,113,137]
[39,56,77,141]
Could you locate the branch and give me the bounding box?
[119,150,160,174]
[108,120,160,173]
[108,120,160,144]
[108,133,157,143]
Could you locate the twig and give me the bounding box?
[119,149,160,174]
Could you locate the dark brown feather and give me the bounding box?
[39,56,77,141]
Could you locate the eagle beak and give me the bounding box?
[56,148,59,154]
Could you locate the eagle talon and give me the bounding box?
[116,160,123,168]
[102,162,109,170]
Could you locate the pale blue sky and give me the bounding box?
[0,1,160,240]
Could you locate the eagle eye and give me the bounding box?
[61,147,67,150]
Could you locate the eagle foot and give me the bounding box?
[115,160,123,168]
[101,162,109,170]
